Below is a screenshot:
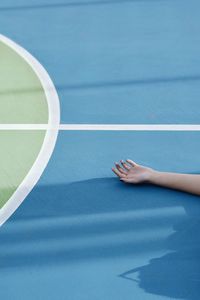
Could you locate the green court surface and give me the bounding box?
[0,131,45,208]
[0,40,48,124]
[0,38,49,210]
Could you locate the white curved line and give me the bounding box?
[0,34,60,226]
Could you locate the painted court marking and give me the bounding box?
[0,34,60,226]
[0,124,199,131]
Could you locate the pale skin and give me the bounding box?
[112,159,200,196]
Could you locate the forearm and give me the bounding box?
[149,171,200,196]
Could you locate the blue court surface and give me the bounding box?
[1,1,200,299]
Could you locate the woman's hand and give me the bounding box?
[112,159,154,184]
[112,159,200,195]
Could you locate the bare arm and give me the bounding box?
[149,171,200,195]
[112,159,200,196]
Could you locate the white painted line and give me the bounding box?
[0,34,60,226]
[58,124,200,131]
[0,124,50,130]
[0,124,200,131]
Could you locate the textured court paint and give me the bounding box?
[0,131,45,208]
[0,41,48,123]
[0,1,200,300]
[38,131,200,186]
[1,131,200,300]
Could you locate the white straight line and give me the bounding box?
[59,124,200,131]
[0,124,200,131]
[0,124,50,130]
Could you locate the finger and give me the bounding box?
[120,177,132,183]
[112,168,126,178]
[115,162,127,175]
[120,160,130,170]
[126,159,137,167]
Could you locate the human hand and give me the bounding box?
[112,159,154,184]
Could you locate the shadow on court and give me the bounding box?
[0,177,200,299]
[0,0,167,12]
[119,209,200,300]
[1,74,200,96]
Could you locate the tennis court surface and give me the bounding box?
[0,1,200,299]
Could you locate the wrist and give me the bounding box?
[147,169,161,184]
